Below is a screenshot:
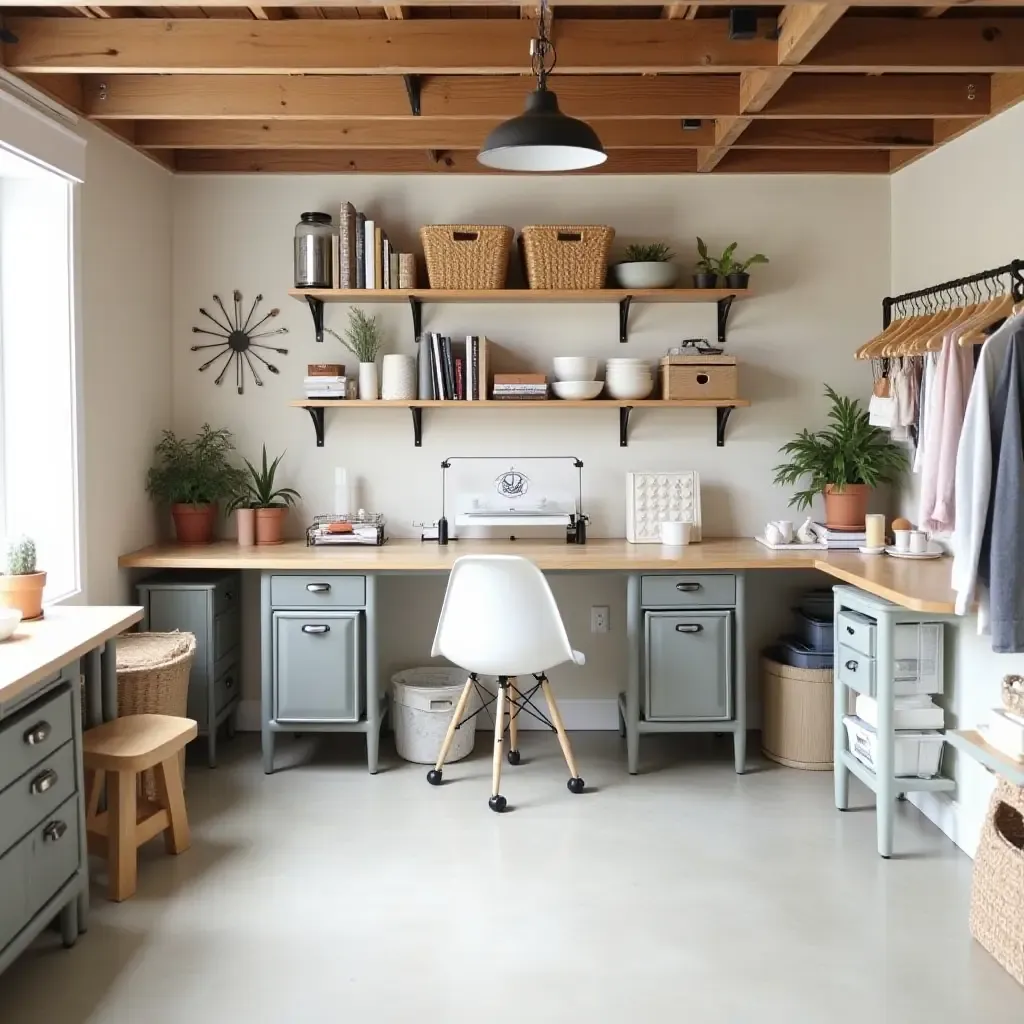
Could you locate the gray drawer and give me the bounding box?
[641,574,736,608]
[214,661,240,715]
[214,609,240,660]
[212,576,240,618]
[838,645,875,697]
[645,610,732,721]
[270,574,366,608]
[0,686,74,799]
[837,610,876,657]
[0,741,76,858]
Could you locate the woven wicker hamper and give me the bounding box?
[419,224,513,290]
[760,654,834,770]
[116,632,197,798]
[970,780,1024,986]
[520,225,614,290]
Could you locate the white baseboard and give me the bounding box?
[235,696,620,733]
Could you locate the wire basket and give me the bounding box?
[306,513,387,547]
[419,225,514,290]
[520,225,614,290]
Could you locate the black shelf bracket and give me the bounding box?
[409,296,423,342]
[619,406,632,447]
[717,295,735,346]
[305,295,325,344]
[403,74,422,117]
[411,407,423,447]
[716,406,735,447]
[306,406,325,447]
[619,295,633,344]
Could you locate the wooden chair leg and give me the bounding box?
[85,768,104,825]
[155,756,191,855]
[541,678,584,791]
[507,678,519,761]
[489,682,507,811]
[431,678,475,773]
[108,770,138,902]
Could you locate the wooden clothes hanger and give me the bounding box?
[958,282,1016,346]
[883,292,964,358]
[858,297,930,360]
[856,302,914,359]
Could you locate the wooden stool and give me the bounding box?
[83,714,198,902]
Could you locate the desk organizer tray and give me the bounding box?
[306,513,386,546]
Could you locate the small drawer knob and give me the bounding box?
[845,660,858,672]
[24,721,51,746]
[31,769,58,795]
[43,820,67,843]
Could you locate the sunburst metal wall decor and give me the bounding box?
[191,291,289,394]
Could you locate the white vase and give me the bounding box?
[381,354,417,400]
[358,362,379,401]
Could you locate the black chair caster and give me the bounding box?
[426,769,443,786]
[567,777,585,794]
[507,749,521,765]
[488,794,507,812]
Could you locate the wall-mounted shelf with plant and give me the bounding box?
[694,238,769,290]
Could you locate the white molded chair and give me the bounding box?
[427,555,585,812]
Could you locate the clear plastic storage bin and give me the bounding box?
[893,622,944,696]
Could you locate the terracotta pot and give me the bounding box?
[171,503,217,545]
[236,508,256,547]
[255,507,287,545]
[0,571,46,621]
[824,484,870,531]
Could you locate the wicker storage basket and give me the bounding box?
[520,225,614,290]
[760,654,834,770]
[419,224,513,290]
[1003,675,1024,718]
[970,780,1024,986]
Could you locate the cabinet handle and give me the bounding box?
[224,675,235,690]
[675,623,704,633]
[306,583,331,593]
[225,590,234,602]
[302,624,330,634]
[675,582,702,593]
[846,626,854,635]
[31,769,58,795]
[23,721,51,746]
[43,820,68,843]
[845,659,858,672]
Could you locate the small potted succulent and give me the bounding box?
[0,536,46,620]
[693,237,720,288]
[613,242,678,289]
[773,386,907,530]
[328,307,383,401]
[228,445,300,546]
[146,424,245,545]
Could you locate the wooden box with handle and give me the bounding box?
[659,355,738,401]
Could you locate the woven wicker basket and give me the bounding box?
[520,225,614,290]
[1003,675,1024,718]
[419,224,513,290]
[760,654,834,770]
[970,780,1024,986]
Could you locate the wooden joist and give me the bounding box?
[6,0,1021,7]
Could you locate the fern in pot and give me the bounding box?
[228,446,301,546]
[773,386,907,530]
[328,307,383,400]
[614,242,677,289]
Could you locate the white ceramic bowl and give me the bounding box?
[605,376,654,400]
[614,262,678,289]
[0,608,22,641]
[552,357,598,383]
[553,380,604,400]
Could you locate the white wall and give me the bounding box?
[171,174,886,709]
[79,123,172,603]
[891,101,1024,854]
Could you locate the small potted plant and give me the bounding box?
[694,237,720,288]
[0,536,46,620]
[228,445,301,546]
[146,424,245,545]
[773,386,907,530]
[613,242,678,289]
[715,242,768,289]
[328,307,383,401]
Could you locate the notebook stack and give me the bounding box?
[811,523,865,549]
[492,374,548,400]
[304,363,347,400]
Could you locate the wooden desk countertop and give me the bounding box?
[119,538,957,615]
[0,605,143,707]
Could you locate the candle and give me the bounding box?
[865,513,885,549]
[334,467,351,517]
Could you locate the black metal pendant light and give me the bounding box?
[477,2,606,172]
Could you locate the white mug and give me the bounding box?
[660,521,691,546]
[765,523,783,546]
[909,529,929,554]
[893,529,911,553]
[775,520,794,544]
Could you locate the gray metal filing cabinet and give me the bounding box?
[261,571,383,774]
[0,670,85,976]
[136,571,242,768]
[620,572,746,774]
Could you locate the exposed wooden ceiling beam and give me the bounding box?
[777,3,848,66]
[385,6,406,18]
[6,0,1021,7]
[736,118,933,148]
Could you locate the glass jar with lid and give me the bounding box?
[294,212,334,288]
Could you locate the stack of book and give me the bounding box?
[422,334,489,401]
[492,374,548,400]
[334,203,413,290]
[811,523,865,549]
[304,362,347,400]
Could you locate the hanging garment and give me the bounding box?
[951,312,1024,621]
[929,329,974,531]
[918,333,956,527]
[914,353,936,474]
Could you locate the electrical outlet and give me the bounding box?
[591,606,610,633]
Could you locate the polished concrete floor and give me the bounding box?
[1,732,1021,1023]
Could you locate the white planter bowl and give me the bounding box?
[552,357,598,383]
[614,262,678,289]
[0,607,22,641]
[553,380,604,400]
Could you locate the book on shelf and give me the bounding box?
[374,227,383,292]
[390,252,400,292]
[382,236,391,289]
[338,203,356,289]
[363,219,375,289]
[331,234,340,289]
[355,213,366,289]
[455,357,464,400]
[491,393,549,401]
[494,373,547,386]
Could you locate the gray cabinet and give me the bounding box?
[137,572,242,768]
[645,610,732,721]
[273,611,362,723]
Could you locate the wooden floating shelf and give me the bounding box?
[948,730,1024,788]
[291,398,751,449]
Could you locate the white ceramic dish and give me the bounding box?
[552,357,598,383]
[552,380,603,400]
[885,544,943,560]
[0,607,23,641]
[605,377,654,400]
[859,545,886,555]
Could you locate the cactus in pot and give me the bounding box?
[0,535,46,620]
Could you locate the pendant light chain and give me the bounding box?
[530,0,557,91]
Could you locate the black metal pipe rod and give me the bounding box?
[884,259,1024,308]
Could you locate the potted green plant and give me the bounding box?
[716,243,768,289]
[0,536,45,620]
[146,425,245,545]
[327,307,383,400]
[772,385,908,530]
[228,445,301,546]
[694,237,720,288]
[614,242,678,289]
